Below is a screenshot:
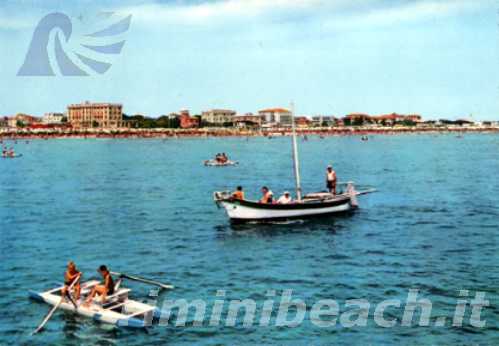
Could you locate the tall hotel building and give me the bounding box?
[68,101,125,128]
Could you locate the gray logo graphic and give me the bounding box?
[18,12,132,76]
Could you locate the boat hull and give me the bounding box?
[204,159,238,167]
[29,286,157,328]
[218,195,354,223]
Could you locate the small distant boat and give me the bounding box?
[204,159,238,167]
[2,153,22,159]
[30,278,169,329]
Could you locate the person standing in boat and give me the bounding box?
[84,265,115,306]
[232,186,245,200]
[326,165,337,195]
[259,186,274,204]
[62,261,81,301]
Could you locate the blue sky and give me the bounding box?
[0,0,498,120]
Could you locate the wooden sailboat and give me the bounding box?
[214,103,375,223]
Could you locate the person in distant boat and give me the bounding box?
[62,261,81,301]
[84,265,115,306]
[259,186,273,204]
[215,153,222,162]
[277,191,292,204]
[326,165,337,195]
[232,186,245,200]
[221,153,228,163]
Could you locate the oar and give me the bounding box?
[110,272,174,290]
[33,275,80,335]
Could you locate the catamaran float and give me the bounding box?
[214,103,375,223]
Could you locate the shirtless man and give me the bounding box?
[62,261,81,301]
[84,265,115,306]
[326,165,337,195]
[232,186,245,200]
[259,186,273,204]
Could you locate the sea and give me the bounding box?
[1,133,498,345]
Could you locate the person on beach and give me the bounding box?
[277,191,292,204]
[232,186,245,200]
[326,165,337,195]
[259,186,274,204]
[62,261,81,301]
[84,265,115,306]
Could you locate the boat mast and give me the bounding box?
[290,102,302,201]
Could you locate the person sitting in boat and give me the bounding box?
[220,153,228,163]
[84,265,115,306]
[62,261,81,301]
[7,148,15,158]
[277,191,292,204]
[232,186,245,200]
[259,186,273,204]
[326,165,337,195]
[215,153,222,162]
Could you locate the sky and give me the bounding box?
[0,0,498,120]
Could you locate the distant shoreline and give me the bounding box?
[0,126,498,140]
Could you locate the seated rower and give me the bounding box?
[62,261,81,301]
[277,191,292,204]
[259,186,273,204]
[232,186,245,200]
[84,265,115,306]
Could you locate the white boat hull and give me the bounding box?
[29,281,159,328]
[217,194,354,223]
[204,159,238,166]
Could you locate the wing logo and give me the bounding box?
[18,12,132,76]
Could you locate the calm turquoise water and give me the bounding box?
[1,134,499,345]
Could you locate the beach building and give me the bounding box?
[178,109,200,129]
[42,112,65,124]
[68,101,125,128]
[0,117,8,128]
[234,113,262,128]
[7,113,39,128]
[295,116,312,128]
[343,113,371,126]
[258,108,292,127]
[370,113,422,125]
[201,109,236,126]
[312,115,337,127]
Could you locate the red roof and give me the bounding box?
[259,108,290,113]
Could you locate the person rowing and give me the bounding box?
[84,265,115,306]
[326,164,337,195]
[259,186,273,204]
[62,261,81,301]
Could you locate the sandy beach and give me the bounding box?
[1,125,498,140]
